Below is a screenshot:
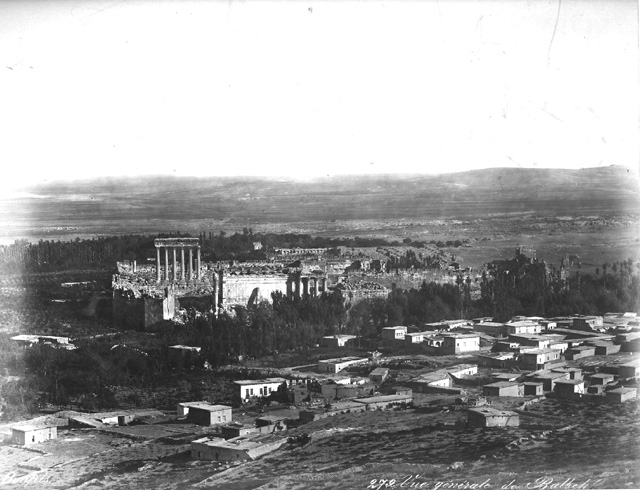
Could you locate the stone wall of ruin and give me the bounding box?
[221,275,289,307]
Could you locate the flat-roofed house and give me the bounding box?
[554,379,585,399]
[317,357,368,374]
[477,353,516,368]
[505,321,542,335]
[220,424,258,439]
[619,361,640,379]
[592,342,621,355]
[523,382,544,396]
[531,371,570,391]
[467,407,519,428]
[509,334,551,349]
[482,381,522,397]
[440,319,473,329]
[321,382,358,402]
[185,403,233,426]
[382,326,407,344]
[519,349,563,370]
[424,336,445,348]
[588,373,615,385]
[405,332,428,345]
[564,346,596,361]
[288,385,311,404]
[321,335,357,348]
[441,334,480,354]
[191,434,287,461]
[449,364,478,376]
[178,401,205,417]
[473,322,508,338]
[408,364,477,392]
[11,425,57,445]
[548,341,569,354]
[369,367,389,383]
[352,393,412,410]
[606,387,637,403]
[572,316,603,331]
[494,341,520,353]
[551,367,583,380]
[234,378,287,404]
[255,415,289,434]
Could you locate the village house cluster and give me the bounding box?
[7,310,638,469]
[177,311,639,458]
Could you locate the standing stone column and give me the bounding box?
[218,270,224,308]
[212,273,218,312]
[294,276,300,299]
[172,248,177,282]
[156,248,161,282]
[181,248,186,282]
[164,247,169,282]
[189,248,194,281]
[197,247,201,280]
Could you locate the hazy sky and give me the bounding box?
[1,0,637,189]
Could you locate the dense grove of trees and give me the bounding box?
[0,236,157,272]
[476,253,640,321]
[176,291,348,365]
[0,332,168,417]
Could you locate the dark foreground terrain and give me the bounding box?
[0,398,637,489]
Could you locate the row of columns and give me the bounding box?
[155,245,201,283]
[287,276,329,299]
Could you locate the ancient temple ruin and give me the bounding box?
[112,238,330,329]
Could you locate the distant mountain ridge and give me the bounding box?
[7,166,640,226]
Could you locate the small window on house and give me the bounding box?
[198,451,201,458]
